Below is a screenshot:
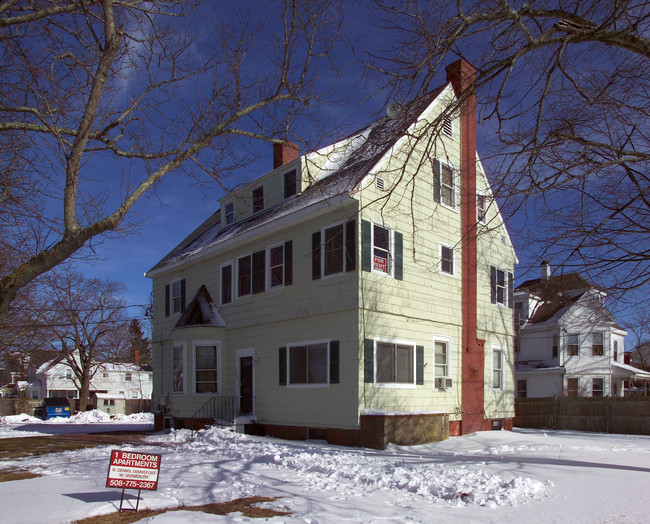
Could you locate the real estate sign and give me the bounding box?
[106,450,161,491]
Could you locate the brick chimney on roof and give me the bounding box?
[273,141,299,169]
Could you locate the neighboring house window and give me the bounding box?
[125,372,132,381]
[552,335,559,358]
[195,343,219,394]
[567,334,579,356]
[440,245,454,275]
[592,377,604,397]
[567,378,579,397]
[103,372,109,379]
[433,159,456,208]
[65,369,72,379]
[477,194,487,224]
[613,340,618,361]
[221,264,233,305]
[284,169,297,199]
[165,278,186,317]
[172,344,185,393]
[225,202,234,224]
[517,379,527,398]
[252,185,264,213]
[288,342,328,385]
[490,267,513,307]
[269,241,293,288]
[312,221,356,279]
[492,348,504,389]
[592,332,604,356]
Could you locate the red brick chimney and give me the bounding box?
[446,59,485,436]
[273,141,299,169]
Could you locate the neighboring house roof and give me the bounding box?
[175,285,225,329]
[147,86,446,275]
[516,273,610,325]
[36,352,151,375]
[612,361,650,380]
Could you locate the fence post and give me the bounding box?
[553,395,558,429]
[606,396,611,433]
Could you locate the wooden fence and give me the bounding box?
[515,397,650,435]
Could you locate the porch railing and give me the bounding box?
[189,395,238,436]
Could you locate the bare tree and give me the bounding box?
[36,268,129,410]
[364,0,649,299]
[0,0,344,326]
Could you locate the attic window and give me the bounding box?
[442,115,453,137]
[376,177,385,191]
[284,170,297,199]
[252,186,264,213]
[225,203,234,224]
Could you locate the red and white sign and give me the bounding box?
[106,450,161,491]
[373,255,387,272]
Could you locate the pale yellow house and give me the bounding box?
[146,60,517,448]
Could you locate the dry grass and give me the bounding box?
[0,467,42,482]
[73,496,291,523]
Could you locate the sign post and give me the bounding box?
[106,450,162,512]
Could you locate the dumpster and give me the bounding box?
[42,398,72,419]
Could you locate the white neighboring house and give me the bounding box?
[31,354,153,413]
[515,263,650,398]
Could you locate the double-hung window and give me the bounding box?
[283,169,297,199]
[312,221,355,279]
[225,202,234,224]
[195,343,219,394]
[269,241,293,288]
[517,379,527,398]
[434,160,456,208]
[377,341,414,384]
[477,194,487,224]
[492,347,503,389]
[238,251,265,297]
[567,378,579,397]
[172,344,185,393]
[440,245,454,275]
[252,186,264,213]
[592,332,604,356]
[434,337,452,390]
[372,224,392,275]
[490,267,513,307]
[567,334,579,356]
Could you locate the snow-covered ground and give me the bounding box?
[1,412,649,523]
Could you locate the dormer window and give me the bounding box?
[284,170,297,199]
[225,202,234,224]
[252,186,264,213]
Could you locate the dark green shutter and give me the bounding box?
[490,266,497,304]
[364,339,374,383]
[165,284,170,317]
[416,345,424,385]
[180,278,186,312]
[433,160,441,203]
[362,220,372,272]
[285,241,293,286]
[312,231,321,280]
[279,347,287,385]
[345,219,356,272]
[329,340,339,384]
[252,250,265,293]
[508,271,514,308]
[394,231,403,280]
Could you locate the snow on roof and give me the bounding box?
[612,361,650,379]
[175,285,225,329]
[94,392,126,399]
[147,86,446,275]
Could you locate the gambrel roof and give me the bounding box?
[147,86,446,276]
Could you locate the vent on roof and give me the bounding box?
[501,235,506,245]
[443,115,453,137]
[376,177,386,191]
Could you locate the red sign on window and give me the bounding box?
[106,450,161,491]
[373,255,387,272]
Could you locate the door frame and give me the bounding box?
[235,348,255,416]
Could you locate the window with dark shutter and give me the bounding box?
[312,231,321,280]
[345,220,356,272]
[284,241,293,285]
[329,341,339,384]
[279,347,287,385]
[364,339,374,383]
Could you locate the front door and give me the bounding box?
[239,356,253,415]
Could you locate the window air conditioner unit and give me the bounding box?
[435,378,453,390]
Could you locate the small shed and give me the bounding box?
[42,397,72,419]
[92,392,126,415]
